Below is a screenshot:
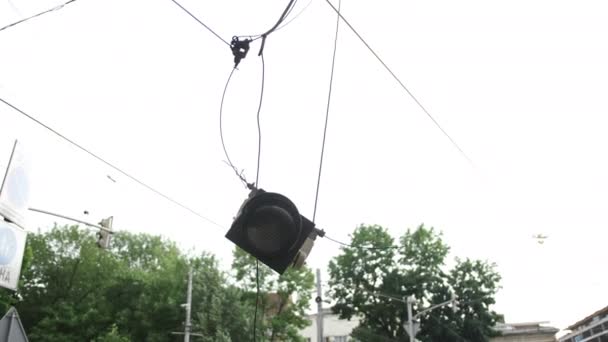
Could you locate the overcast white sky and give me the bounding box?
[1,0,607,331]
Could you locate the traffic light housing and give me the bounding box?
[451,291,459,313]
[97,216,113,249]
[225,189,319,274]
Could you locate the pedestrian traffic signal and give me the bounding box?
[225,189,319,274]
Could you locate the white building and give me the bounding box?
[300,308,360,342]
[559,306,608,342]
[300,308,559,342]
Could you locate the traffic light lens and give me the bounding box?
[246,205,298,257]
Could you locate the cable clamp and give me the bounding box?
[231,36,251,68]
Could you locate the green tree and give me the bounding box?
[328,224,502,342]
[190,253,251,342]
[13,225,191,341]
[95,324,130,342]
[231,247,315,342]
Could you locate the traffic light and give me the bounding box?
[225,189,320,274]
[451,291,459,313]
[97,216,113,249]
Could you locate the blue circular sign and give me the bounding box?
[0,225,17,265]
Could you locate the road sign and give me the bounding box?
[0,221,27,291]
[0,307,29,341]
[0,141,31,230]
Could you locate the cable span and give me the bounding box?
[0,97,224,229]
[168,0,230,47]
[272,0,312,35]
[323,0,473,165]
[0,0,78,33]
[324,235,402,250]
[312,0,341,223]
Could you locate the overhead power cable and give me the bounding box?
[312,0,341,223]
[168,0,230,47]
[0,97,224,230]
[0,0,78,33]
[251,43,267,342]
[231,0,297,67]
[236,0,307,41]
[234,0,296,53]
[272,0,312,35]
[323,235,402,250]
[323,0,473,165]
[257,0,296,55]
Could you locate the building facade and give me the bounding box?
[559,306,608,342]
[492,322,558,342]
[300,309,360,342]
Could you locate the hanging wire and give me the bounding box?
[312,0,341,223]
[255,55,266,187]
[219,67,255,189]
[167,0,230,47]
[251,51,267,342]
[0,0,78,33]
[0,97,224,229]
[323,0,473,165]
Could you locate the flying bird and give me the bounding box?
[107,175,116,183]
[532,234,548,244]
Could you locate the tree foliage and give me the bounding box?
[328,224,502,342]
[231,247,314,342]
[0,224,312,341]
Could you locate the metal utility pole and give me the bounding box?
[172,268,203,340]
[406,294,458,342]
[374,292,457,342]
[315,269,323,342]
[185,267,193,342]
[407,296,415,342]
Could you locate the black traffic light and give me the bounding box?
[225,189,320,274]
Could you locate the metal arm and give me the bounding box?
[28,207,114,233]
[413,298,457,320]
